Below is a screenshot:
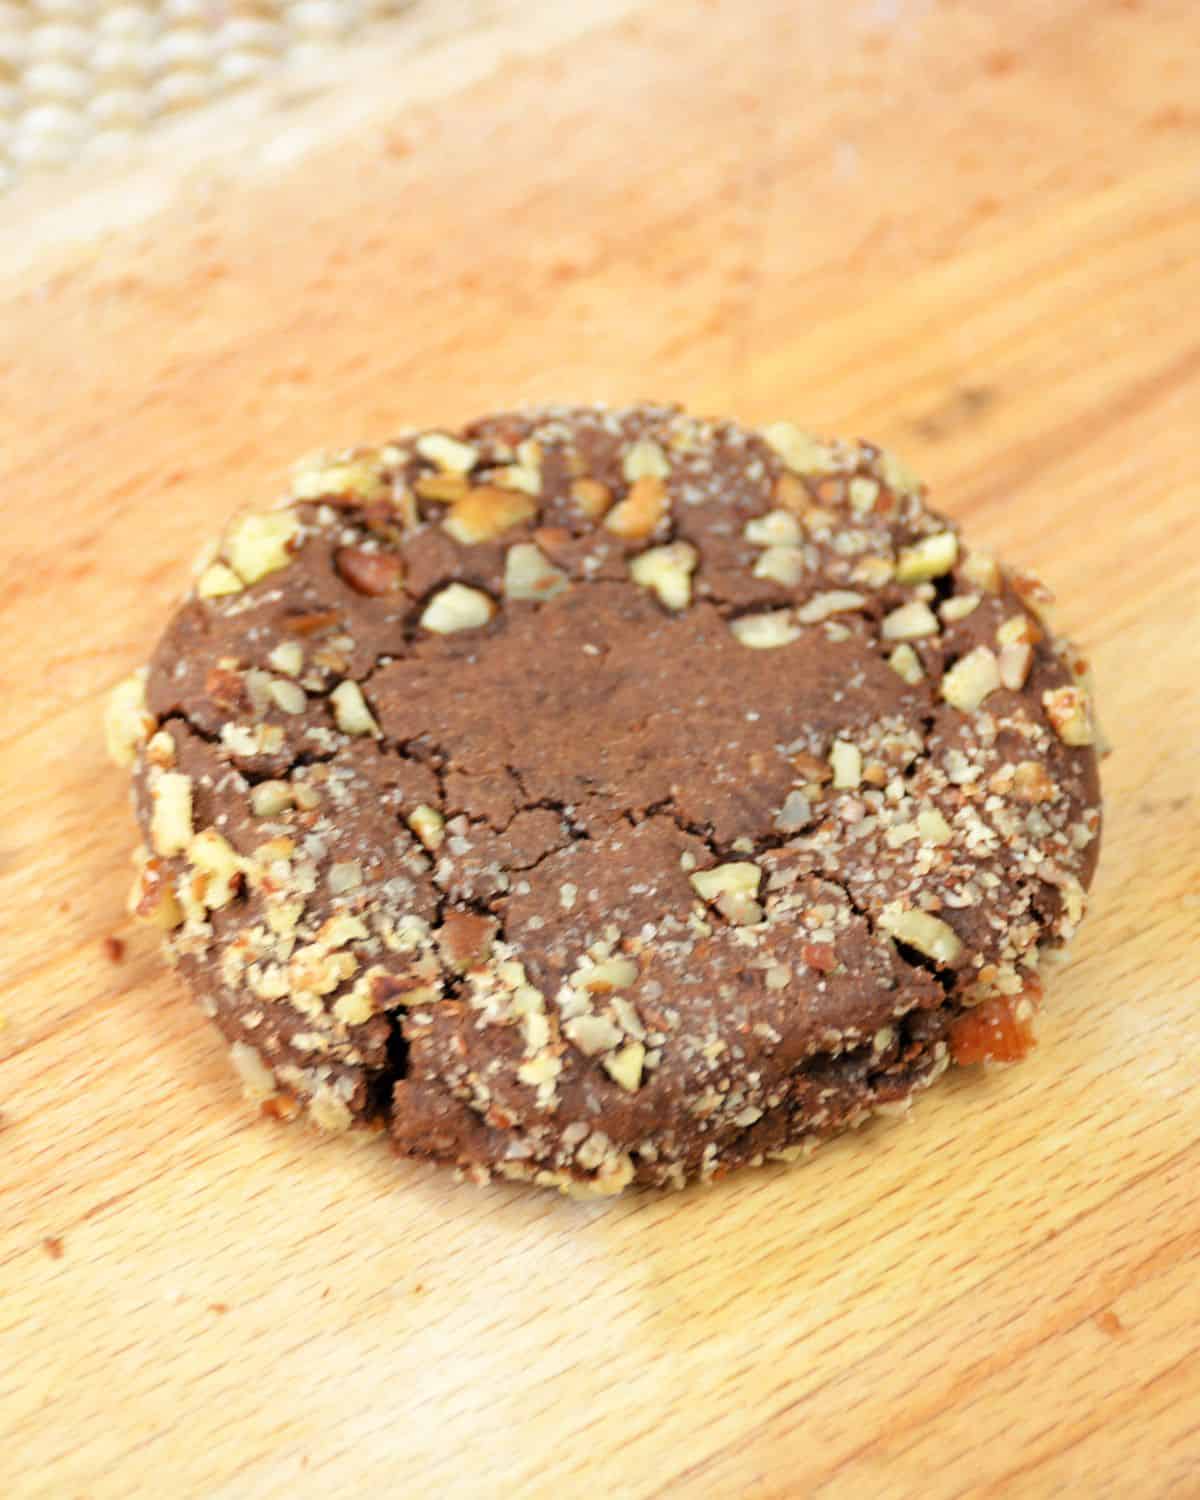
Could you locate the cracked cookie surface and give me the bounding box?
[107,403,1102,1193]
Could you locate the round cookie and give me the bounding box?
[107,404,1103,1194]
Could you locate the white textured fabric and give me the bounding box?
[0,0,413,191]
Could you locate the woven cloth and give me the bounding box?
[0,1,414,193]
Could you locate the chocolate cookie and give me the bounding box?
[107,404,1103,1194]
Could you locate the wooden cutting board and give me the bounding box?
[2,3,1198,1495]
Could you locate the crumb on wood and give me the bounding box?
[42,1236,64,1260]
[1094,1309,1126,1338]
[208,1302,230,1315]
[260,1094,300,1121]
[103,935,126,963]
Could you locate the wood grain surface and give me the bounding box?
[2,2,1199,1496]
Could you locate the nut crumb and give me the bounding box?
[570,477,612,519]
[407,805,445,851]
[796,591,866,624]
[829,740,862,789]
[196,563,244,599]
[603,1041,646,1092]
[753,546,806,586]
[1043,686,1094,746]
[744,510,802,547]
[962,552,1001,592]
[336,546,404,596]
[998,641,1034,690]
[330,680,380,737]
[761,422,840,475]
[420,583,495,634]
[105,670,154,768]
[941,646,1001,713]
[940,593,981,623]
[1094,1309,1126,1339]
[443,486,535,545]
[150,772,194,856]
[895,531,958,584]
[415,432,478,474]
[226,509,301,585]
[882,601,938,640]
[879,905,962,965]
[605,475,666,539]
[629,541,698,610]
[888,643,924,684]
[731,611,802,650]
[622,438,670,481]
[267,641,304,677]
[504,542,568,602]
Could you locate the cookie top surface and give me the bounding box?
[110,403,1102,1192]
